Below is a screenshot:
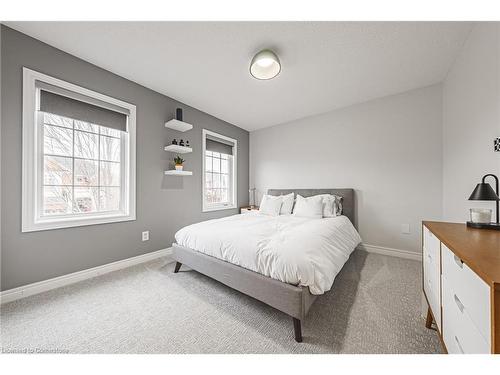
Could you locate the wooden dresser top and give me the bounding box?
[423,221,500,286]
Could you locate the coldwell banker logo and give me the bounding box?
[1,347,69,354]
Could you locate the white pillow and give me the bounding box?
[259,194,283,216]
[315,194,336,217]
[279,193,295,215]
[293,195,323,219]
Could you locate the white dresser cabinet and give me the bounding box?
[422,221,499,354]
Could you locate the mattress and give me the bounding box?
[174,213,362,295]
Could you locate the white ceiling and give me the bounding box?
[5,22,473,131]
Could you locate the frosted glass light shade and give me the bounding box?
[250,49,281,80]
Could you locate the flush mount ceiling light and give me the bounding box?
[250,49,281,80]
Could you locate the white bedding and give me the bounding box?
[174,213,362,295]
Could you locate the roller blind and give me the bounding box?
[206,138,234,155]
[38,81,129,132]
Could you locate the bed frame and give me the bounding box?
[171,188,356,342]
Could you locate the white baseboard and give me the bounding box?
[0,247,173,304]
[357,243,421,261]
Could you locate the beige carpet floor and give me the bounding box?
[1,250,442,354]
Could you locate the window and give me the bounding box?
[202,129,237,212]
[22,68,136,231]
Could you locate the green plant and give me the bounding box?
[174,156,185,165]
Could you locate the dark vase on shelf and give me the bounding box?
[176,108,183,122]
[186,140,190,147]
[172,139,178,145]
[179,139,185,146]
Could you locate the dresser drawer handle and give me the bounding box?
[453,255,464,268]
[455,336,465,354]
[454,294,465,313]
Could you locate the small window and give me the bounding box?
[202,129,237,212]
[22,68,136,231]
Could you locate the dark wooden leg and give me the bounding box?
[425,307,433,329]
[293,318,302,343]
[174,262,182,273]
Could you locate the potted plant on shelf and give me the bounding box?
[174,155,185,171]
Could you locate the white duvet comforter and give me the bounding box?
[174,213,362,295]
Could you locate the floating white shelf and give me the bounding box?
[164,170,193,176]
[164,144,192,154]
[165,119,193,132]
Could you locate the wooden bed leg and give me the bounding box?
[174,262,182,273]
[293,318,302,343]
[425,307,433,329]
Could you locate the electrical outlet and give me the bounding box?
[142,231,149,241]
[401,224,410,234]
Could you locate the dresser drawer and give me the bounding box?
[442,276,490,353]
[423,243,441,331]
[441,244,491,346]
[423,225,440,260]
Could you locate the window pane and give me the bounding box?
[213,189,221,203]
[221,174,229,189]
[205,156,212,172]
[100,126,121,138]
[221,153,228,160]
[74,159,98,186]
[44,124,73,156]
[74,187,98,213]
[99,187,120,212]
[221,159,228,174]
[205,173,213,189]
[44,155,72,185]
[74,130,98,159]
[75,120,98,133]
[205,188,215,203]
[213,152,220,158]
[220,189,229,203]
[100,161,120,186]
[100,135,121,162]
[213,157,221,173]
[206,150,213,157]
[43,113,73,128]
[213,173,221,188]
[43,186,72,215]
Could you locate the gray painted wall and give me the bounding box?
[1,26,249,291]
[250,85,443,254]
[443,23,500,222]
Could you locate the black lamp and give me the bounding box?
[467,174,500,230]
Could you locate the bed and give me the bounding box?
[171,189,360,342]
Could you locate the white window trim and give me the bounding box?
[202,129,237,212]
[22,68,136,232]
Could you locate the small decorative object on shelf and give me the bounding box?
[176,108,183,121]
[249,188,257,208]
[467,173,500,230]
[470,208,492,224]
[172,139,178,145]
[179,139,185,146]
[186,140,190,147]
[174,155,185,171]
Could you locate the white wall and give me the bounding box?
[250,85,443,254]
[443,23,500,222]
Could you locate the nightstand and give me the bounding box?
[240,206,259,214]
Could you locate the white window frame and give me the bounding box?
[202,129,237,212]
[22,68,136,232]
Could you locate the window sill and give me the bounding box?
[202,204,237,213]
[22,212,136,232]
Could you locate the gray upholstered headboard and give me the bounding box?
[267,188,356,228]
